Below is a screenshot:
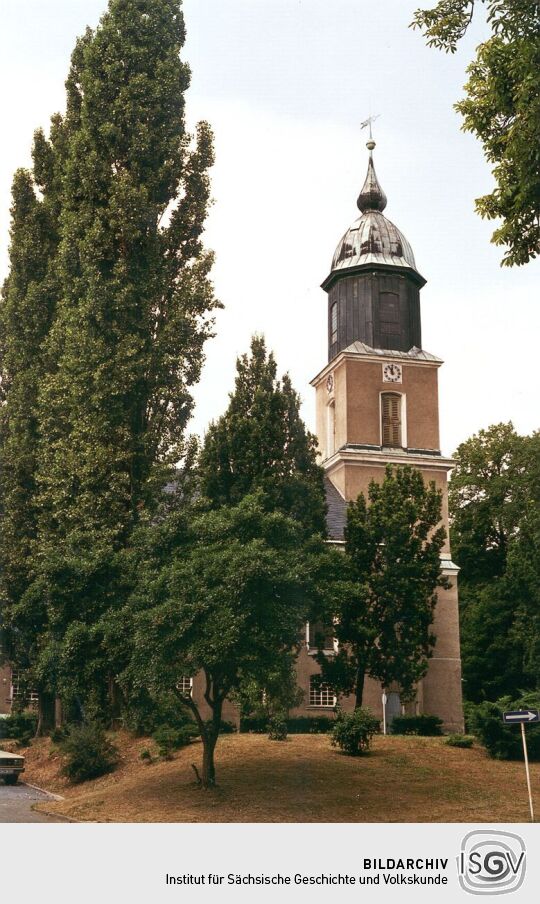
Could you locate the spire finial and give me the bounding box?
[357,115,386,213]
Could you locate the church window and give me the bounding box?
[10,670,38,708]
[306,621,335,654]
[177,676,193,697]
[330,303,338,345]
[309,676,336,707]
[381,392,402,447]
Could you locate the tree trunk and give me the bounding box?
[355,665,366,709]
[201,732,218,788]
[182,686,223,790]
[35,691,55,736]
[201,697,223,788]
[54,696,63,729]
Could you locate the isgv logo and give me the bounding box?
[458,830,526,895]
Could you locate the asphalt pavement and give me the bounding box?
[0,781,67,822]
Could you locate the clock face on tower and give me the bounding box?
[382,363,402,383]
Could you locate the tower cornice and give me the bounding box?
[310,344,443,389]
[323,447,456,474]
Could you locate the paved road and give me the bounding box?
[0,782,67,823]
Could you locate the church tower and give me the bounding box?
[311,138,464,731]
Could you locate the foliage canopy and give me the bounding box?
[412,0,540,266]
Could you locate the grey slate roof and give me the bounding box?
[325,477,347,541]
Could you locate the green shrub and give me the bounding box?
[59,722,119,783]
[268,716,288,741]
[152,724,198,758]
[390,715,443,736]
[445,733,474,749]
[204,718,237,735]
[331,708,379,756]
[240,717,268,733]
[1,711,37,746]
[240,715,334,734]
[468,695,540,761]
[287,716,335,734]
[50,726,69,745]
[140,748,153,764]
[122,689,194,736]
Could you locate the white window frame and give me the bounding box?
[305,621,338,656]
[309,676,337,708]
[10,670,39,707]
[177,676,193,697]
[379,391,407,448]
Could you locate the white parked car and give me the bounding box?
[0,749,25,785]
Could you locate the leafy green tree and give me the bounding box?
[119,495,333,787]
[449,423,524,584]
[0,0,218,717]
[412,0,540,266]
[449,424,539,701]
[0,125,66,724]
[508,432,540,689]
[198,336,326,535]
[317,466,447,707]
[234,652,304,726]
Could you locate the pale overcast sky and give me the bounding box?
[0,0,538,456]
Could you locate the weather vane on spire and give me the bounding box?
[360,113,380,151]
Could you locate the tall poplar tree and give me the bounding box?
[0,115,67,713]
[0,0,217,716]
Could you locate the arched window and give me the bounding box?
[381,392,402,447]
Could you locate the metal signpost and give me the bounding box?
[382,693,387,736]
[502,709,539,822]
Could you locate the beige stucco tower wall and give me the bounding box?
[310,346,464,731]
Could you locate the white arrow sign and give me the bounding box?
[503,709,540,724]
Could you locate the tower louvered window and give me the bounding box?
[330,303,338,345]
[381,392,402,447]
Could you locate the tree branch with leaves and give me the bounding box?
[412,0,540,266]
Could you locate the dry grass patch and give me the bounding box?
[24,732,540,823]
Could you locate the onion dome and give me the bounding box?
[325,140,423,285]
[357,143,387,212]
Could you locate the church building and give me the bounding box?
[292,136,464,731]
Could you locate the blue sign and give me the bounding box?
[503,709,540,725]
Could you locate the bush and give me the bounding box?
[59,722,119,783]
[445,733,474,749]
[468,695,540,761]
[331,708,379,756]
[390,715,443,736]
[268,716,288,741]
[204,719,237,735]
[240,715,334,734]
[1,711,37,746]
[287,716,335,734]
[121,689,194,737]
[140,748,153,764]
[50,726,69,745]
[152,724,198,759]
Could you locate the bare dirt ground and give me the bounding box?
[21,731,539,823]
